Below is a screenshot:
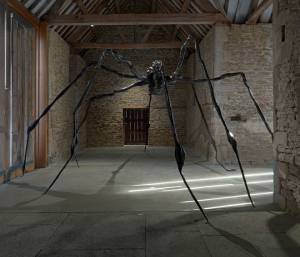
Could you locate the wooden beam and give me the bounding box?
[0,0,39,29]
[35,21,49,168]
[47,13,229,26]
[246,0,272,25]
[71,42,182,49]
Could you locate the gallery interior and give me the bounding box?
[0,0,299,256]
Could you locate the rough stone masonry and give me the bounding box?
[273,0,300,214]
[186,24,273,165]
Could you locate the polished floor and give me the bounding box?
[0,147,299,257]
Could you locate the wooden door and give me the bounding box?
[123,108,149,145]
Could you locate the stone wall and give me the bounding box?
[186,24,273,165]
[48,30,87,163]
[273,0,300,214]
[84,49,187,147]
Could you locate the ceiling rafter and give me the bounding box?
[46,13,229,26]
[16,0,274,51]
[246,0,273,25]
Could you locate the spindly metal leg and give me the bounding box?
[22,61,98,175]
[144,93,152,151]
[160,64,209,222]
[191,84,235,171]
[194,40,255,207]
[44,80,148,194]
[44,53,107,194]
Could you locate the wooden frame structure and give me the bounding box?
[0,0,49,169]
[0,0,273,174]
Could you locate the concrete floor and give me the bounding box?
[0,147,299,257]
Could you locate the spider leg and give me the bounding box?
[173,36,192,77]
[110,49,145,80]
[174,72,273,139]
[144,93,152,151]
[167,76,234,171]
[100,64,139,79]
[160,66,209,222]
[194,40,255,207]
[44,79,148,194]
[239,73,273,139]
[22,61,98,175]
[191,84,235,172]
[44,52,108,194]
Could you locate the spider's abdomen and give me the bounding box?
[147,60,164,95]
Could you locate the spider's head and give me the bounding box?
[147,60,164,95]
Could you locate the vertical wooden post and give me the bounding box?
[35,21,48,168]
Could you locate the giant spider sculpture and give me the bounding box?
[22,36,273,223]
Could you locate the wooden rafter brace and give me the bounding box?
[246,0,272,25]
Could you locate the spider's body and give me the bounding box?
[147,60,164,95]
[22,37,273,222]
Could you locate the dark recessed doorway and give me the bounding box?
[123,108,149,145]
